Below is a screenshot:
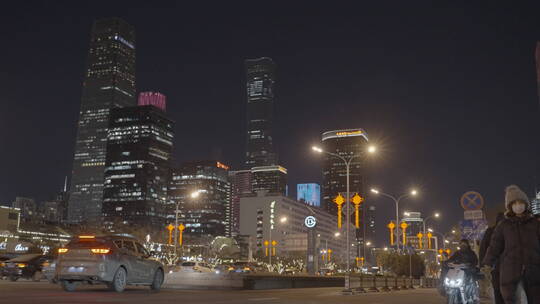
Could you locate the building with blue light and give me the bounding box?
[297,183,321,207]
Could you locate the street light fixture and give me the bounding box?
[370,188,419,251]
[174,189,203,258]
[312,145,376,274]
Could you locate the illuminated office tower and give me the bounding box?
[68,18,136,223]
[245,57,277,168]
[102,105,174,231]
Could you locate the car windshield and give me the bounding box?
[181,262,196,266]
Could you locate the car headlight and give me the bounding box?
[215,270,220,274]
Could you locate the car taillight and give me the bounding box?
[58,248,69,254]
[17,263,27,268]
[90,248,110,254]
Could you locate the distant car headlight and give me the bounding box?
[215,270,220,274]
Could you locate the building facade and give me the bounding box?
[0,206,20,233]
[229,170,252,237]
[320,129,369,214]
[68,18,137,224]
[239,194,353,261]
[102,105,174,231]
[297,183,321,207]
[12,197,36,223]
[245,57,277,168]
[169,161,231,238]
[251,165,287,196]
[138,92,166,111]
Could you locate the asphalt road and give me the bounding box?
[0,279,457,304]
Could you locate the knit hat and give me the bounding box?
[505,185,530,210]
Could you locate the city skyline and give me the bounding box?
[2,2,540,240]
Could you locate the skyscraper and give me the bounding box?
[251,165,288,196]
[138,92,166,111]
[535,41,540,104]
[168,161,231,237]
[229,170,253,237]
[245,57,277,168]
[102,105,174,231]
[68,18,136,223]
[320,129,369,214]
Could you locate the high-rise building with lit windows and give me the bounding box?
[68,18,136,223]
[138,92,166,111]
[168,161,232,237]
[251,165,287,196]
[245,57,277,168]
[102,105,174,231]
[320,129,369,214]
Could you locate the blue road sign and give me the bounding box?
[459,219,488,241]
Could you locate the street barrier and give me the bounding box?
[346,275,439,295]
[163,271,439,292]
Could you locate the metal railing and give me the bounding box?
[345,275,439,293]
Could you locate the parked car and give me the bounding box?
[230,261,256,273]
[0,256,11,279]
[174,261,213,273]
[213,264,234,274]
[56,234,164,292]
[4,254,52,282]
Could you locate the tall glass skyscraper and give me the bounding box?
[102,105,174,231]
[245,57,277,168]
[320,129,369,215]
[68,18,136,223]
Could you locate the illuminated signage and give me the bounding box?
[336,130,362,136]
[14,244,28,252]
[216,162,230,170]
[270,201,276,229]
[0,242,6,250]
[305,216,317,228]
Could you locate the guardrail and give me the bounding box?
[345,275,439,294]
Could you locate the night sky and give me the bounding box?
[1,2,540,243]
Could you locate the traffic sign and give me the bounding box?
[305,216,317,228]
[459,219,488,241]
[464,210,484,220]
[460,191,484,210]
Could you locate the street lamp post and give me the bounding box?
[174,190,202,258]
[422,213,440,248]
[312,145,375,273]
[269,216,287,267]
[370,188,417,251]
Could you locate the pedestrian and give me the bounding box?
[479,212,505,304]
[483,185,540,304]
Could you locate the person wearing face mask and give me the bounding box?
[483,185,540,304]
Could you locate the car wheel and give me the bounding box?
[110,267,127,293]
[150,269,164,291]
[60,280,77,292]
[32,271,42,282]
[9,276,18,282]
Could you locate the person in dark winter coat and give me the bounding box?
[483,185,540,304]
[447,239,478,266]
[479,212,505,304]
